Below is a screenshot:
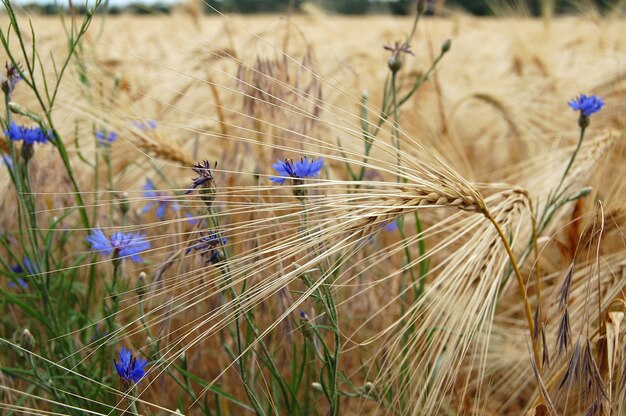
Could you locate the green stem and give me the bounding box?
[550,125,586,207]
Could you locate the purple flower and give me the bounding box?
[8,278,28,289]
[133,120,157,130]
[86,229,150,263]
[3,122,51,145]
[186,160,217,195]
[384,41,414,73]
[2,62,23,94]
[383,220,398,232]
[186,231,227,264]
[95,130,117,146]
[7,258,39,289]
[114,347,147,384]
[269,157,324,185]
[568,94,604,117]
[142,178,180,220]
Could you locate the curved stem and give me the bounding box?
[485,211,543,377]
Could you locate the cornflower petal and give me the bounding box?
[4,122,51,145]
[568,94,604,117]
[270,156,324,185]
[155,203,167,220]
[114,348,147,384]
[87,229,150,263]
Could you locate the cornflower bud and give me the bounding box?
[118,192,131,216]
[21,328,35,351]
[1,62,22,95]
[441,38,452,54]
[136,271,147,299]
[417,0,427,14]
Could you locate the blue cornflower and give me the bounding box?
[22,257,39,275]
[269,157,324,185]
[186,231,227,264]
[186,160,217,195]
[8,278,28,289]
[568,94,604,117]
[7,258,39,289]
[133,120,157,130]
[383,220,398,232]
[114,347,147,384]
[86,229,150,263]
[8,262,28,289]
[142,178,180,220]
[3,121,51,145]
[95,130,117,146]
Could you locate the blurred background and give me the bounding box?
[11,0,622,16]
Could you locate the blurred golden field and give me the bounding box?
[1,6,626,415]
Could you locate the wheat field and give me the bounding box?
[1,3,626,415]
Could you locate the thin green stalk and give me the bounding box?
[299,196,341,416]
[550,125,586,208]
[390,71,426,300]
[207,207,296,415]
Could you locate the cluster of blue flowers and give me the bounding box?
[95,130,118,146]
[86,229,150,263]
[4,121,51,145]
[269,157,324,185]
[114,347,147,384]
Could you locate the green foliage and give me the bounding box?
[326,0,370,14]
